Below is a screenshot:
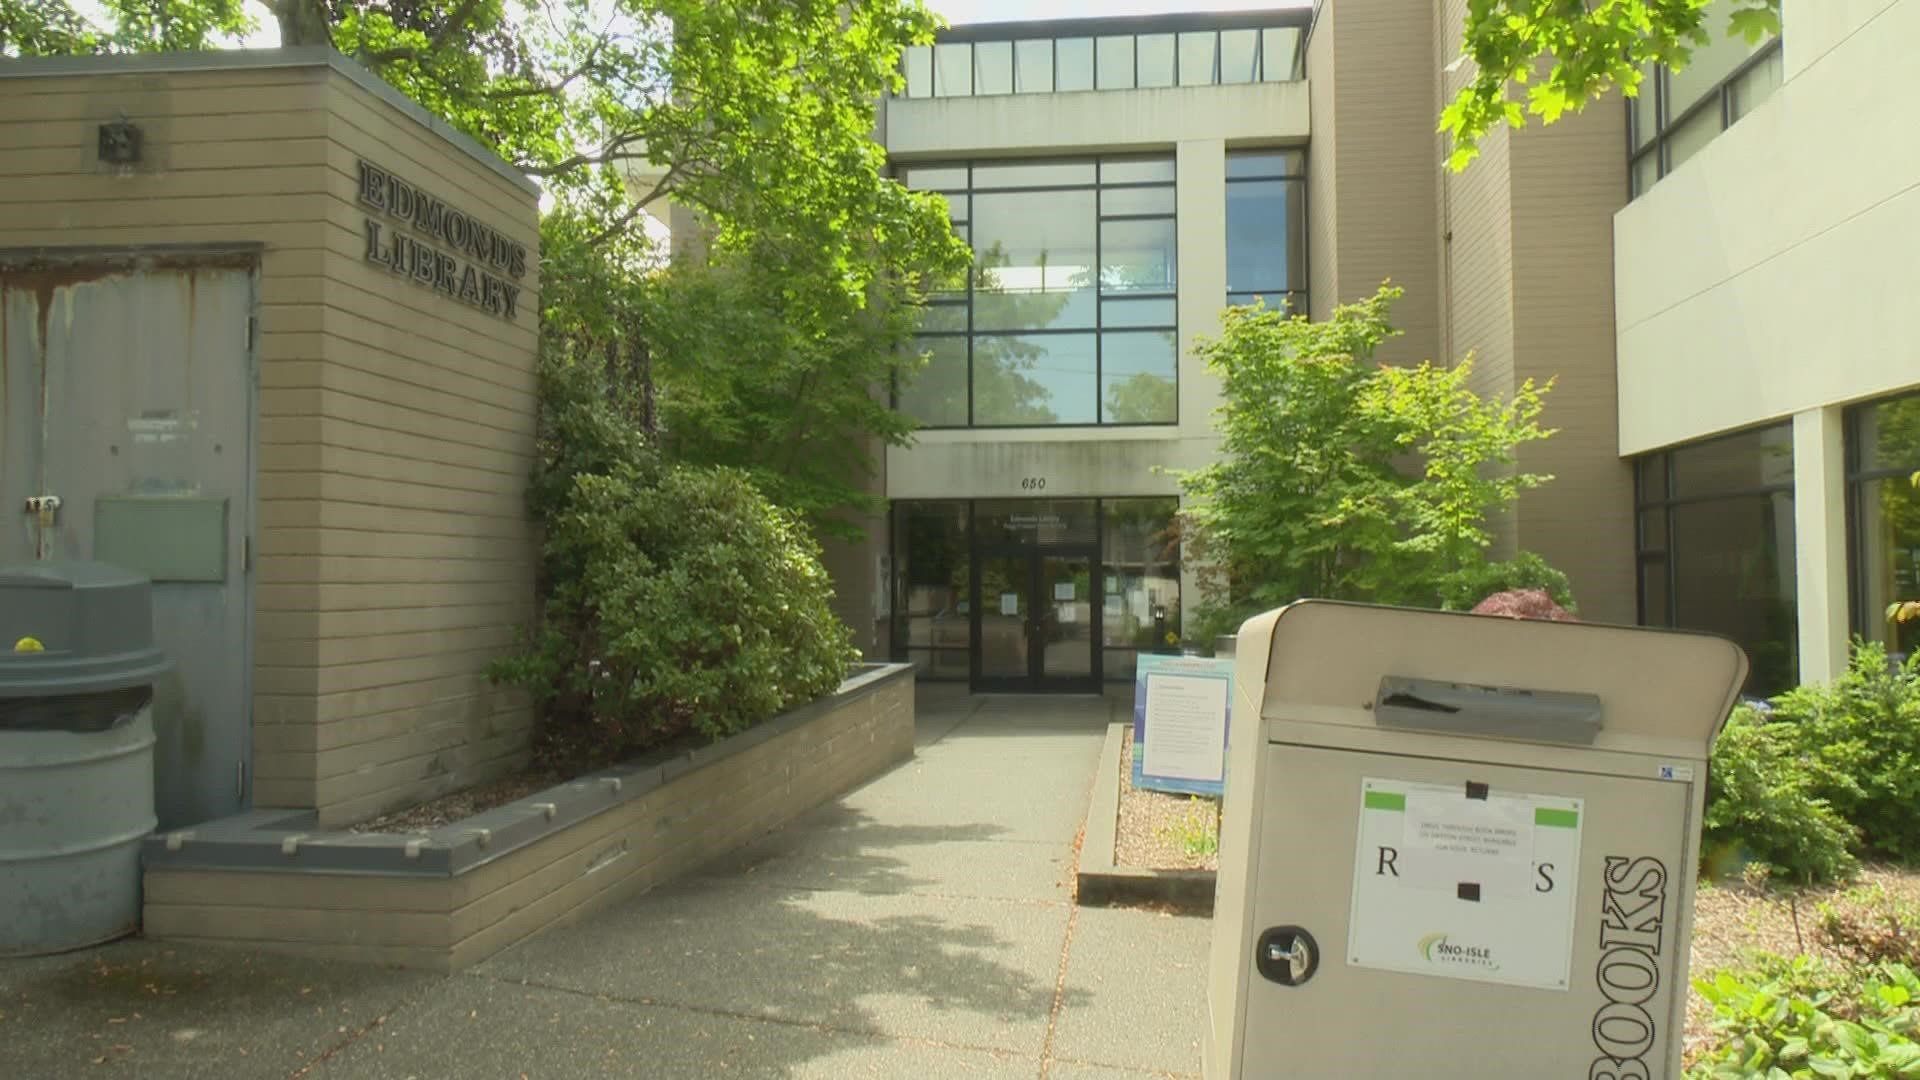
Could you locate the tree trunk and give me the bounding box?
[270,0,333,48]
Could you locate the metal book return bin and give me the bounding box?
[1205,600,1747,1080]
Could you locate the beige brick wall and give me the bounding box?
[144,674,916,972]
[1305,0,1442,366]
[1429,3,1636,620]
[0,58,541,824]
[256,67,540,825]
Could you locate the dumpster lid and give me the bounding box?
[0,560,170,699]
[1238,601,1748,756]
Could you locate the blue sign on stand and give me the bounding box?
[1131,654,1235,797]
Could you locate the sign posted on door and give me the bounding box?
[1347,778,1584,990]
[1132,655,1234,797]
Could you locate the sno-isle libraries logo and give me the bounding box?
[1418,933,1500,972]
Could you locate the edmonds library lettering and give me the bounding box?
[357,160,527,320]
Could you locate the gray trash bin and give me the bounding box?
[0,561,170,955]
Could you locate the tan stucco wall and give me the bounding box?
[1431,0,1636,623]
[1301,0,1441,366]
[0,53,540,825]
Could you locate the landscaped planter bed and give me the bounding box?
[139,664,914,972]
[1075,721,1218,912]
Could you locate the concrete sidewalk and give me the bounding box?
[0,688,1211,1079]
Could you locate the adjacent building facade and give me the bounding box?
[864,0,1916,698]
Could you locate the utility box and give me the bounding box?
[1206,601,1747,1080]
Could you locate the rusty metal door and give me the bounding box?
[2,255,256,829]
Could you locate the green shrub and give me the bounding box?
[1690,956,1920,1078]
[491,361,858,772]
[1774,643,1920,861]
[1703,705,1859,885]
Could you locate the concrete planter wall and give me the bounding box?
[139,665,914,971]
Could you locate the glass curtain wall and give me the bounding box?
[1849,392,1920,662]
[1225,150,1307,313]
[1636,424,1798,694]
[1102,497,1182,682]
[1628,0,1782,198]
[900,158,1178,428]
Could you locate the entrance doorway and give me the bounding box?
[973,545,1099,692]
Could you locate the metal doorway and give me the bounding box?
[2,251,257,829]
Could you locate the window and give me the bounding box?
[891,501,971,680]
[1225,150,1307,313]
[1848,392,1920,662]
[1102,497,1182,681]
[896,15,1308,99]
[901,157,1178,427]
[1628,1,1782,198]
[1635,424,1798,694]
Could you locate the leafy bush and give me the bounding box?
[1177,284,1571,638]
[1772,643,1920,861]
[1703,705,1859,885]
[492,361,858,772]
[1690,956,1920,1078]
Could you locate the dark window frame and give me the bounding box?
[1627,36,1782,200]
[1224,149,1309,315]
[898,156,1180,430]
[1633,420,1798,691]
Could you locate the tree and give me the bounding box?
[3,0,250,53]
[1441,0,1781,170]
[1175,284,1566,639]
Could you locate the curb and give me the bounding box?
[1075,721,1217,913]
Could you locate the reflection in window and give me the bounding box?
[892,501,970,680]
[1850,393,1920,661]
[1637,424,1799,694]
[1057,38,1094,91]
[897,157,1178,428]
[1137,33,1176,88]
[934,42,972,97]
[1225,150,1307,313]
[974,334,1096,425]
[1179,32,1216,86]
[1220,29,1258,83]
[1016,39,1052,93]
[1101,332,1178,424]
[1097,35,1135,90]
[1104,497,1182,679]
[972,190,1097,331]
[974,41,1013,96]
[1627,0,1780,198]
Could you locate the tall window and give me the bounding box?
[1225,150,1306,312]
[900,158,1178,428]
[1636,424,1798,695]
[1849,392,1920,662]
[1628,1,1782,198]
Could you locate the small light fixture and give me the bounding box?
[97,117,142,165]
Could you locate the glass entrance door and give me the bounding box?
[972,546,1099,691]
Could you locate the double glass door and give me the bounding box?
[973,545,1099,692]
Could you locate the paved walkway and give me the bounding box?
[0,688,1211,1078]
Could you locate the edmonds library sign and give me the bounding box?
[357,159,528,320]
